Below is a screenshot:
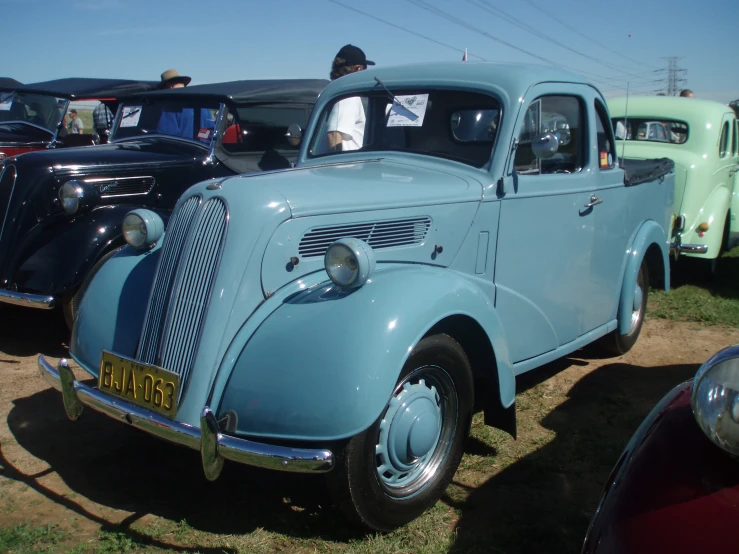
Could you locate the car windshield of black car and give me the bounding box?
[111,100,222,145]
[0,92,66,134]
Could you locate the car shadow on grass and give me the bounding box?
[445,359,699,554]
[4,387,366,545]
[0,305,68,358]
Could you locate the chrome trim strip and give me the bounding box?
[38,355,334,475]
[203,102,226,166]
[0,288,55,309]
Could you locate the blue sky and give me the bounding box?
[3,0,737,103]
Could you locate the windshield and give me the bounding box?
[612,117,688,144]
[0,92,66,134]
[308,89,501,168]
[111,99,221,145]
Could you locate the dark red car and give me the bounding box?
[0,77,157,161]
[582,344,739,553]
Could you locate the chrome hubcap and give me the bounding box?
[375,365,457,498]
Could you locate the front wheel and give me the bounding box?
[599,259,649,356]
[326,334,474,531]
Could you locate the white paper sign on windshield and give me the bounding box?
[0,100,12,111]
[387,94,429,127]
[120,106,142,128]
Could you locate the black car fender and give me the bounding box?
[10,204,170,296]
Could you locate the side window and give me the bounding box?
[732,119,738,156]
[719,121,729,158]
[595,100,616,169]
[514,95,583,175]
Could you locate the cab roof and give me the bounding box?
[607,96,735,124]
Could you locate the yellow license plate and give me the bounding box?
[98,350,180,418]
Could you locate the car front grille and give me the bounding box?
[137,195,228,395]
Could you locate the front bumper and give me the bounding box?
[38,355,334,478]
[0,288,55,309]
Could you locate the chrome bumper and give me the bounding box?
[0,288,55,309]
[669,235,708,256]
[37,355,334,478]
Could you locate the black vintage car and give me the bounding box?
[0,78,327,327]
[0,78,159,160]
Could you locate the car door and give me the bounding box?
[494,85,595,366]
[585,99,637,331]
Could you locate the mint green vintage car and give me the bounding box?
[608,97,739,269]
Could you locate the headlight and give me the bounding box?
[59,180,98,214]
[692,344,739,455]
[324,238,375,288]
[122,209,164,250]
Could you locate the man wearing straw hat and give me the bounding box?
[155,69,213,140]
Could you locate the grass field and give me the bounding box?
[649,245,739,326]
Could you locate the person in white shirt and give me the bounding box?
[326,44,375,152]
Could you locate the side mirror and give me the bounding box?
[285,123,302,147]
[531,132,559,159]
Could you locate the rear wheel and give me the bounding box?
[599,259,649,356]
[326,334,474,531]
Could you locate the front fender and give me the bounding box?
[70,243,162,375]
[217,265,514,442]
[12,204,168,295]
[618,220,669,335]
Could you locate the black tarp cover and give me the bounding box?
[14,78,159,99]
[0,78,22,90]
[126,79,329,104]
[619,157,675,186]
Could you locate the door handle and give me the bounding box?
[584,194,603,209]
[730,167,739,176]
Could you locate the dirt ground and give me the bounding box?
[1,303,738,553]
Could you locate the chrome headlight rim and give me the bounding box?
[122,209,165,250]
[324,238,375,289]
[691,344,739,456]
[59,180,99,215]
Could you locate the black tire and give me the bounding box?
[326,333,474,532]
[599,259,649,356]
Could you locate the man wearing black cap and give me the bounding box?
[326,44,375,151]
[67,108,83,134]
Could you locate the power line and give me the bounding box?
[468,0,633,75]
[521,0,659,70]
[328,0,487,61]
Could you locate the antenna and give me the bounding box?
[621,81,630,162]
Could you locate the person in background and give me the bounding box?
[155,69,214,141]
[325,44,375,152]
[680,89,695,98]
[67,109,83,134]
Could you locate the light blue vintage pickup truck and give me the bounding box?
[38,62,675,531]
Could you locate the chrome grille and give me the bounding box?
[157,198,227,386]
[137,195,201,364]
[298,217,431,258]
[85,176,155,198]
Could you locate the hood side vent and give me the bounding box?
[298,217,431,258]
[84,176,155,198]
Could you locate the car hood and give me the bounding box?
[13,138,207,172]
[0,123,52,147]
[228,158,483,217]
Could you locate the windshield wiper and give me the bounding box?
[374,76,418,122]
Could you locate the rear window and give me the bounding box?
[308,89,501,168]
[612,117,688,144]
